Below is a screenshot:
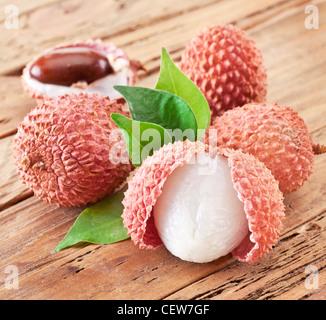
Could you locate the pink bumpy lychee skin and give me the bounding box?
[13,93,133,207]
[180,24,267,120]
[122,140,285,263]
[206,102,314,194]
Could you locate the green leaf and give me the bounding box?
[111,113,172,167]
[113,85,197,140]
[155,48,211,139]
[54,193,129,252]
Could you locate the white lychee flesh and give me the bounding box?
[154,153,249,263]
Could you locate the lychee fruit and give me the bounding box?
[122,140,285,263]
[206,102,318,194]
[180,24,267,120]
[22,39,143,101]
[13,93,133,207]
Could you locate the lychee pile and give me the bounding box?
[13,25,325,265]
[180,24,267,121]
[120,24,324,264]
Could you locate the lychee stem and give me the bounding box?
[130,60,147,72]
[21,156,31,169]
[21,153,45,170]
[313,143,326,155]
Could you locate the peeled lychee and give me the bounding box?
[13,93,133,207]
[122,140,285,263]
[22,39,142,101]
[154,152,249,263]
[206,102,316,194]
[180,24,267,120]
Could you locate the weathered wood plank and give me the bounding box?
[250,0,326,123]
[0,0,59,25]
[0,77,36,139]
[0,0,217,75]
[116,0,311,72]
[0,0,295,75]
[0,135,32,211]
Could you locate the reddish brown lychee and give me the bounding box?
[122,140,285,263]
[206,102,317,193]
[180,24,267,120]
[13,93,133,207]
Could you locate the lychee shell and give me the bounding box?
[207,102,314,193]
[122,140,285,263]
[13,93,133,207]
[22,39,139,101]
[180,24,267,119]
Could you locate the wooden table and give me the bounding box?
[0,0,326,300]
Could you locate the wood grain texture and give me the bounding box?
[0,77,35,138]
[0,0,299,75]
[0,0,325,300]
[0,136,32,211]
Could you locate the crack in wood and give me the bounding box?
[147,277,158,284]
[0,190,34,212]
[60,248,98,266]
